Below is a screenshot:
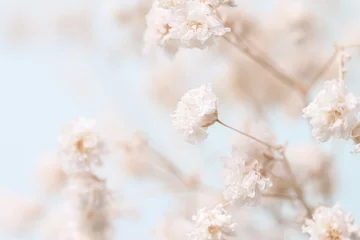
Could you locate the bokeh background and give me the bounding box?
[1,0,360,239]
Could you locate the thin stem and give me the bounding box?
[216,119,277,150]
[306,49,338,92]
[280,151,312,217]
[263,193,296,200]
[223,34,307,95]
[337,45,346,81]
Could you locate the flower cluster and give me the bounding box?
[303,79,360,143]
[189,204,236,240]
[58,117,105,172]
[144,0,231,55]
[57,117,113,240]
[222,156,272,206]
[303,204,360,240]
[171,83,218,144]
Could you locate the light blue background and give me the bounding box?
[1,0,360,239]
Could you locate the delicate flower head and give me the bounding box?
[303,204,360,240]
[143,3,180,55]
[156,0,186,9]
[58,118,105,172]
[199,0,233,8]
[66,172,110,213]
[189,204,236,240]
[303,79,360,142]
[170,2,230,49]
[171,84,218,144]
[222,155,272,205]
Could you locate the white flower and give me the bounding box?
[189,204,236,240]
[143,3,180,55]
[156,0,186,9]
[171,84,218,144]
[199,0,233,8]
[222,155,272,205]
[58,118,105,172]
[303,204,360,240]
[170,2,230,49]
[303,79,360,142]
[66,172,110,213]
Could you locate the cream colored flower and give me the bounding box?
[171,84,218,144]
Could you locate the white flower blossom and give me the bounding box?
[170,2,230,49]
[199,0,232,8]
[222,153,272,206]
[143,3,180,55]
[58,118,105,172]
[303,204,360,240]
[303,79,360,142]
[156,0,186,9]
[189,204,236,240]
[66,172,110,213]
[171,84,218,144]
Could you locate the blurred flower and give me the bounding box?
[222,155,272,205]
[0,193,42,234]
[189,204,236,240]
[143,3,180,55]
[35,154,67,195]
[287,143,334,198]
[66,172,110,213]
[303,79,360,142]
[303,204,360,240]
[170,2,230,49]
[156,0,186,9]
[153,215,193,240]
[117,131,155,178]
[58,118,105,172]
[171,84,218,144]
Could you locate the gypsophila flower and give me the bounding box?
[171,84,218,144]
[156,0,186,9]
[303,79,360,142]
[189,204,236,240]
[58,118,105,172]
[170,2,230,49]
[302,204,360,240]
[143,3,180,55]
[66,172,110,213]
[222,153,272,206]
[199,0,232,8]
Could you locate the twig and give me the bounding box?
[223,33,307,95]
[306,48,338,92]
[279,150,312,217]
[216,119,277,149]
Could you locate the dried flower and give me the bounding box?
[222,154,272,205]
[171,84,218,144]
[66,172,110,213]
[143,3,180,55]
[35,154,67,195]
[303,79,360,142]
[303,204,360,240]
[156,0,186,9]
[170,2,230,49]
[189,204,236,240]
[58,118,105,172]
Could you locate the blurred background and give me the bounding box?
[1,0,360,239]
